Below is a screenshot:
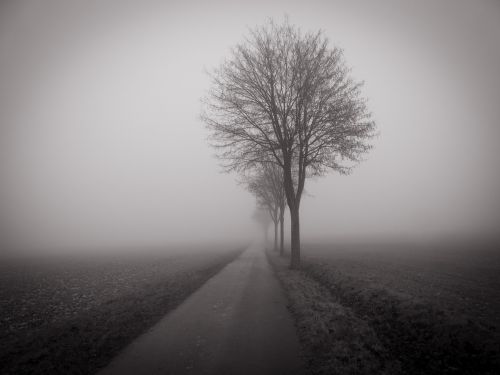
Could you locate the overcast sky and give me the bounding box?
[0,0,499,252]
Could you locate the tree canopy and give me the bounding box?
[203,18,376,267]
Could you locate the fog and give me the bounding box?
[1,0,499,253]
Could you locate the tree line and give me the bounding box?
[202,18,376,268]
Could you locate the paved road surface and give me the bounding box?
[98,245,304,375]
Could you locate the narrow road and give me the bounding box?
[98,245,304,375]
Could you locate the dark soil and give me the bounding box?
[0,247,244,375]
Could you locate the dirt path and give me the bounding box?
[97,245,304,375]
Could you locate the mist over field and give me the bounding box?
[1,1,500,374]
[0,0,499,256]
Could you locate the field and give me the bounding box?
[0,246,244,375]
[269,240,500,375]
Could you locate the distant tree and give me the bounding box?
[203,18,376,268]
[251,207,272,247]
[243,163,286,254]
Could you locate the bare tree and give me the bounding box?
[243,163,286,254]
[251,206,272,248]
[203,18,376,268]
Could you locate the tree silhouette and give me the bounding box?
[251,207,272,247]
[203,18,376,268]
[242,163,286,254]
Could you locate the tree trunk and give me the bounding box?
[274,221,278,252]
[264,224,269,249]
[279,208,285,256]
[290,205,301,269]
[282,158,302,268]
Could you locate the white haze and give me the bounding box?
[0,0,499,253]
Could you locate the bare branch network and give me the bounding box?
[202,18,376,267]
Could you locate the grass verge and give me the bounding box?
[267,251,402,375]
[268,248,500,375]
[302,259,500,375]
